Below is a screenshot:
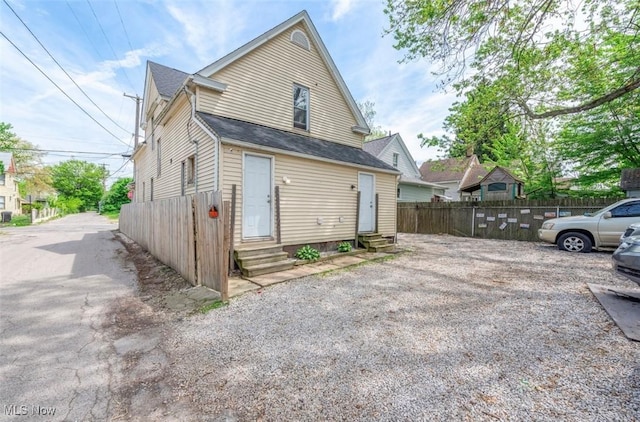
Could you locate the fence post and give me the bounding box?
[414,203,418,233]
[222,200,230,301]
[471,207,476,237]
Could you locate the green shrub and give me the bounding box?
[338,241,352,252]
[57,196,83,214]
[8,215,30,227]
[295,245,320,261]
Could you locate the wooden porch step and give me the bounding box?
[237,252,289,267]
[358,233,394,252]
[369,244,395,253]
[235,245,283,259]
[242,260,295,277]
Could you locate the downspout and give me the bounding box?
[183,86,199,193]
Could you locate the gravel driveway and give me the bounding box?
[165,234,639,421]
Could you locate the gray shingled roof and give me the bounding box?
[196,112,398,173]
[363,135,394,157]
[148,61,189,98]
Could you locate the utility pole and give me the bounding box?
[101,163,108,191]
[123,93,142,149]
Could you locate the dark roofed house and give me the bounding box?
[621,168,640,197]
[419,154,488,201]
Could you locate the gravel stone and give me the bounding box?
[165,234,640,421]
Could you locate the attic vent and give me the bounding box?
[290,30,310,51]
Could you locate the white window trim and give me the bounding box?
[293,84,310,131]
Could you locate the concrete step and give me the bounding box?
[243,260,295,277]
[237,252,289,267]
[235,245,283,259]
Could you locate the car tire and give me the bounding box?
[558,232,592,253]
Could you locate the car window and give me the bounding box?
[610,201,640,218]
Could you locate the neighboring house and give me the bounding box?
[419,154,488,201]
[0,152,21,215]
[132,11,399,275]
[621,168,640,197]
[364,134,446,202]
[459,166,525,201]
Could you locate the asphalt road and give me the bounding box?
[0,213,136,421]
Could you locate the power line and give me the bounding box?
[85,0,137,94]
[2,0,131,135]
[112,0,144,82]
[0,31,132,148]
[9,147,129,156]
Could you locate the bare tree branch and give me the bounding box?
[518,70,640,119]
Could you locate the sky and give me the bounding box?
[0,0,457,187]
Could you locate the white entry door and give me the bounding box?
[244,154,272,238]
[358,173,375,233]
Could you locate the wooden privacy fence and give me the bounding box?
[398,198,619,242]
[119,191,228,299]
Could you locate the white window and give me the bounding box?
[150,178,154,201]
[157,138,161,177]
[187,155,195,185]
[0,196,5,209]
[393,153,399,168]
[293,84,309,130]
[0,173,5,185]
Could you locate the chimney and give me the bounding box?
[466,144,474,157]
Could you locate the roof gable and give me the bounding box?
[147,61,189,99]
[196,10,368,133]
[365,134,421,178]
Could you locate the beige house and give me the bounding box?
[0,152,21,216]
[132,11,399,275]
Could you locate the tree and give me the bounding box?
[384,0,640,120]
[0,122,54,198]
[100,177,132,214]
[50,160,107,212]
[357,100,389,141]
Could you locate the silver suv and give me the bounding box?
[538,198,640,252]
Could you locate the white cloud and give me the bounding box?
[165,0,248,65]
[330,0,356,21]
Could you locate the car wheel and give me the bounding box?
[558,232,592,253]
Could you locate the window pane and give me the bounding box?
[488,182,507,191]
[293,85,308,129]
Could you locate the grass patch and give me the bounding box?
[197,300,229,314]
[1,215,31,227]
[101,211,120,220]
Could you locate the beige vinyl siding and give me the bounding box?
[144,80,161,121]
[136,94,217,201]
[197,23,363,148]
[376,173,397,238]
[222,143,396,246]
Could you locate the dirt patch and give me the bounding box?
[104,231,204,420]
